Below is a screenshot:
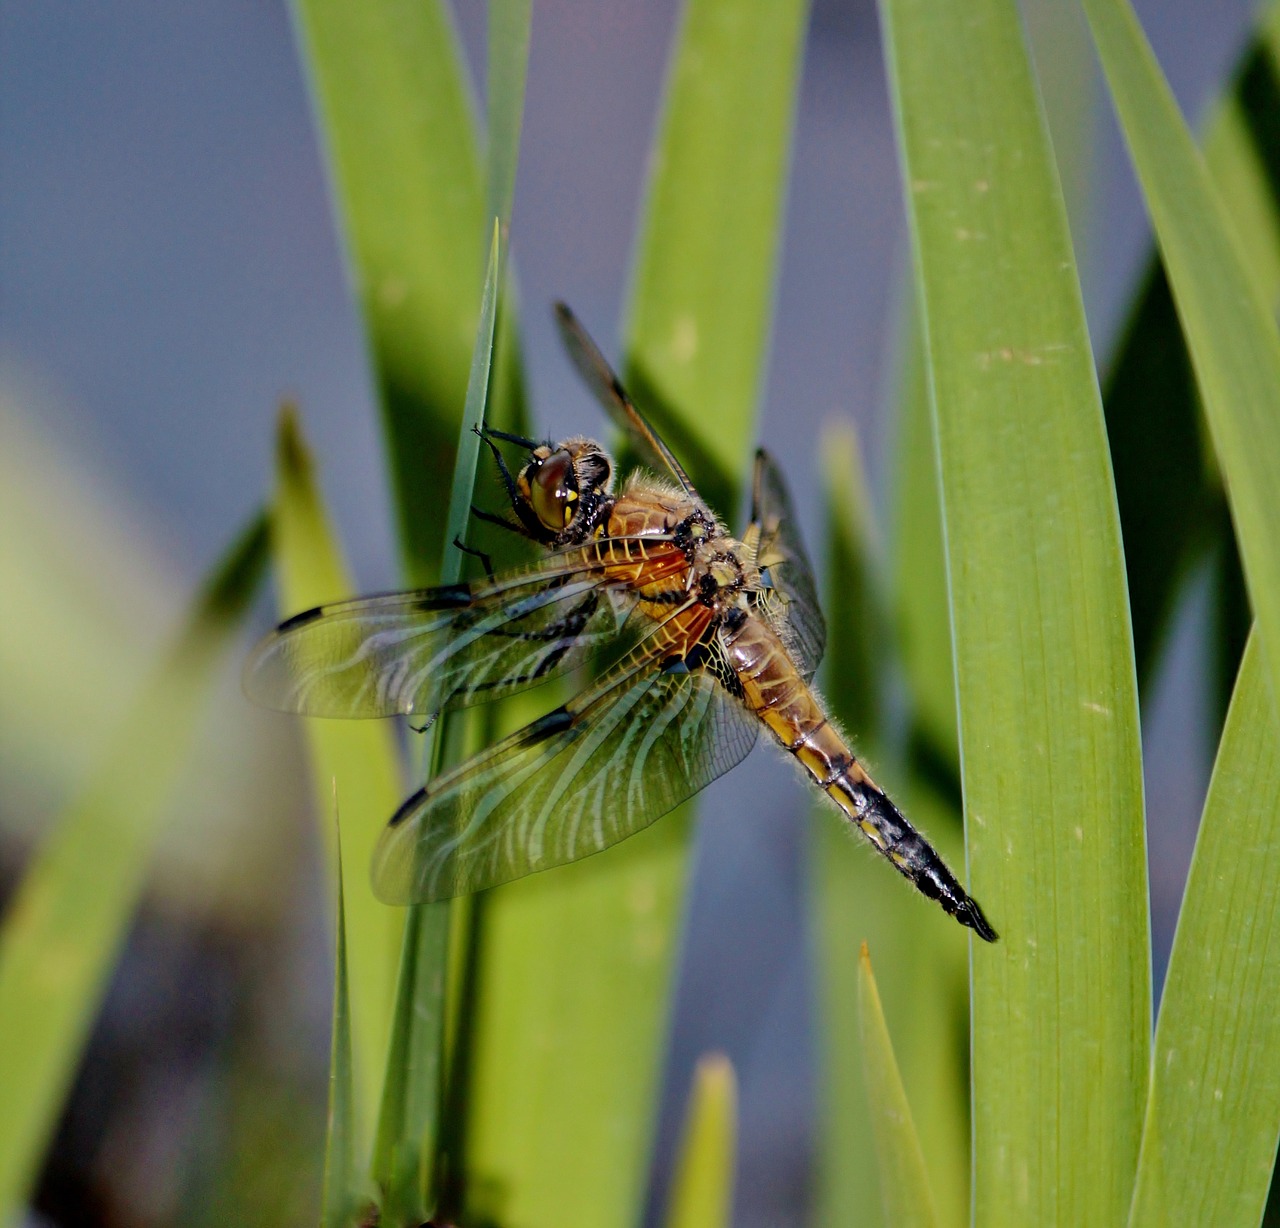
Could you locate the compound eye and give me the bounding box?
[529,449,579,531]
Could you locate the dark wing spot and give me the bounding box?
[413,584,473,611]
[277,605,326,633]
[388,784,429,828]
[514,706,576,748]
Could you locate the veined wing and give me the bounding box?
[371,611,759,902]
[243,537,687,718]
[554,302,698,498]
[749,448,826,680]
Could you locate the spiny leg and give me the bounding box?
[452,534,495,581]
[477,423,539,450]
[473,426,541,537]
[469,504,526,538]
[474,425,523,506]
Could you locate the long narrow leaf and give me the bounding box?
[1101,0,1280,689]
[487,0,532,231]
[1101,262,1208,684]
[1129,631,1280,1226]
[1083,0,1280,714]
[461,826,691,1227]
[813,422,968,1228]
[664,1053,737,1228]
[812,797,969,1228]
[857,944,939,1228]
[370,905,449,1228]
[880,1,1149,1224]
[885,321,975,1228]
[624,0,809,516]
[1213,8,1280,303]
[0,514,269,1221]
[891,319,958,771]
[322,837,367,1228]
[373,222,503,1225]
[272,411,404,1149]
[289,0,491,581]
[443,221,503,584]
[821,422,885,742]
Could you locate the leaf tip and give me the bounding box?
[275,400,313,484]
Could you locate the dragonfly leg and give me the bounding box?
[474,427,543,537]
[477,422,540,450]
[406,711,439,736]
[470,504,527,539]
[475,425,522,502]
[453,534,495,580]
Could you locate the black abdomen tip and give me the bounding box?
[837,776,1000,943]
[954,895,999,943]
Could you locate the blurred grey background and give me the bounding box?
[0,0,1262,1223]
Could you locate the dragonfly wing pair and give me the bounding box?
[374,617,759,902]
[367,449,826,902]
[243,543,667,719]
[750,448,826,680]
[554,302,696,496]
[247,307,825,907]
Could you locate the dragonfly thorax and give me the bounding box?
[689,532,761,614]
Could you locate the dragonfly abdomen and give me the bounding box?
[823,767,997,940]
[723,614,997,942]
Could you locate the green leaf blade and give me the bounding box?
[443,221,503,585]
[371,902,450,1227]
[1084,0,1280,715]
[271,410,405,1150]
[1129,631,1280,1228]
[322,847,368,1228]
[460,822,691,1227]
[487,0,532,231]
[891,321,959,770]
[812,421,969,1228]
[624,0,808,515]
[857,944,939,1228]
[1100,3,1280,696]
[879,0,1149,1223]
[372,221,504,1224]
[664,1053,738,1228]
[0,514,269,1220]
[289,0,492,580]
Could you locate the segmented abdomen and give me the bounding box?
[721,613,997,941]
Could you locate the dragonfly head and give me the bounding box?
[516,436,614,541]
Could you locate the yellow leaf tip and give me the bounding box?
[275,401,313,481]
[695,1050,734,1081]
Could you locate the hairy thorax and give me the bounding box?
[607,483,760,611]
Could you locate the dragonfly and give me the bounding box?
[245,304,997,942]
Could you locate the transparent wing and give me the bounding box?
[372,630,759,902]
[750,448,826,679]
[554,302,698,497]
[243,539,686,718]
